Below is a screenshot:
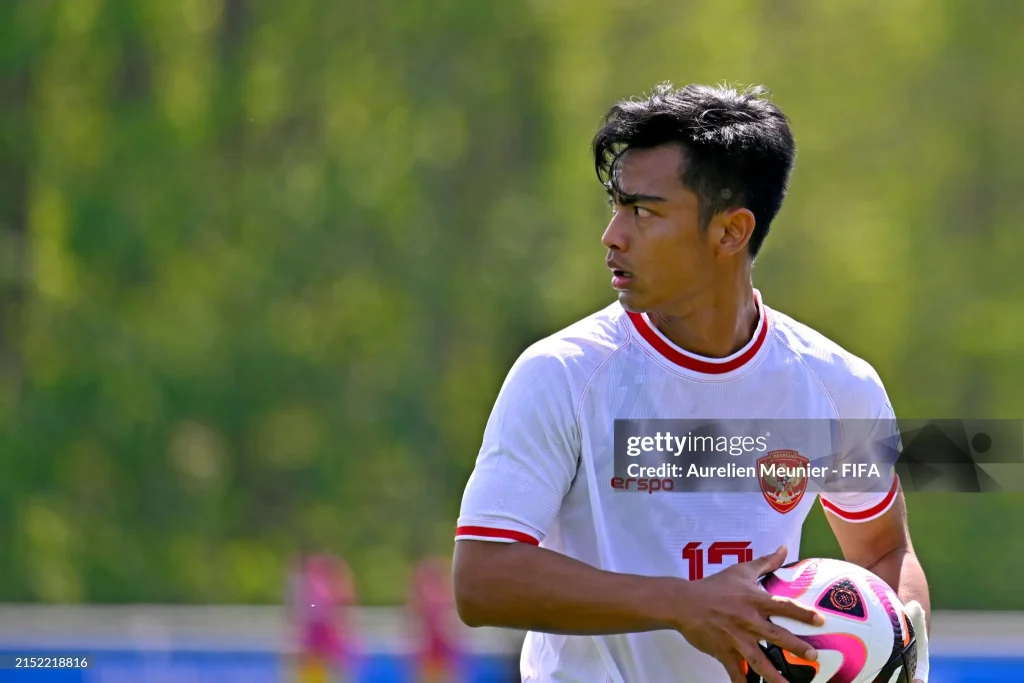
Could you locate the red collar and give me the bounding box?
[626,290,769,375]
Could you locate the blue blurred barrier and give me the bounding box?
[0,650,1021,683]
[0,606,1021,682]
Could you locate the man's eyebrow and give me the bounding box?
[603,185,667,204]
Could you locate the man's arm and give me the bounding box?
[453,346,674,635]
[453,539,682,634]
[822,363,930,679]
[454,538,823,683]
[824,489,930,682]
[824,490,930,623]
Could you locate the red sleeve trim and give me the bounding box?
[820,475,901,521]
[455,525,540,545]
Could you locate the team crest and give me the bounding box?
[757,450,810,514]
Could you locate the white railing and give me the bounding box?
[0,605,1021,657]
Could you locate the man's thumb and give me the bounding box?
[752,545,788,576]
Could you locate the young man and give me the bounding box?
[452,83,930,683]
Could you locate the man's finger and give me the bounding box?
[720,657,748,683]
[751,545,788,577]
[738,641,788,683]
[759,594,825,626]
[754,620,818,663]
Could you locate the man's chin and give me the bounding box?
[615,290,649,313]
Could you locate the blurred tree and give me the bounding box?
[0,0,1020,607]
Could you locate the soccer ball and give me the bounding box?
[745,557,918,683]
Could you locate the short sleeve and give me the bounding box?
[455,349,581,545]
[819,368,902,523]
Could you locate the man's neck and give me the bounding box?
[646,282,759,359]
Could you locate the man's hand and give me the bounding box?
[675,545,825,683]
[905,600,929,683]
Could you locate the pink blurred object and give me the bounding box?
[289,553,357,664]
[410,557,457,670]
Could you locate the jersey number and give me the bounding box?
[682,541,754,580]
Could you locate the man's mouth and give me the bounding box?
[610,270,634,289]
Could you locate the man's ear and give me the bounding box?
[709,208,756,258]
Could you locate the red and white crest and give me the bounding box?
[757,450,810,514]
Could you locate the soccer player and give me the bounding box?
[287,553,357,683]
[452,83,930,683]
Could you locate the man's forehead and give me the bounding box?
[611,145,687,194]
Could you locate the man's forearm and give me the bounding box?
[867,547,930,631]
[453,540,681,635]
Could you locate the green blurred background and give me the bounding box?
[0,0,1021,610]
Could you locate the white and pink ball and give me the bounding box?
[746,557,917,683]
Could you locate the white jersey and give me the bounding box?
[455,290,901,683]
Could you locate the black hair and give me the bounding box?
[592,82,796,258]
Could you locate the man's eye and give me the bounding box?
[607,199,652,218]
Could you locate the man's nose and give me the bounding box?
[601,212,631,252]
